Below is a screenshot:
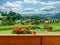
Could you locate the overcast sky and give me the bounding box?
[0,0,60,14]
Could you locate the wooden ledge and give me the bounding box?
[0,34,60,36]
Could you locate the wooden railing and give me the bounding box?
[0,34,60,45]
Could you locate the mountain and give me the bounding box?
[1,11,60,19]
[52,13,60,19]
[21,13,60,19]
[21,13,54,19]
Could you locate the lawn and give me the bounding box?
[0,23,60,34]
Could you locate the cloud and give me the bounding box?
[3,1,22,8]
[0,6,5,10]
[47,1,60,6]
[39,1,60,14]
[23,0,60,14]
[0,6,8,12]
[41,6,55,11]
[21,8,35,14]
[0,0,60,14]
[23,8,34,11]
[24,0,38,4]
[0,1,22,13]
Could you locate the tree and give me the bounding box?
[1,12,7,16]
[7,18,15,25]
[7,16,11,20]
[16,14,22,19]
[1,16,7,26]
[8,11,16,16]
[8,11,23,20]
[31,15,40,20]
[12,15,17,21]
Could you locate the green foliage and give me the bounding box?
[1,17,7,26]
[7,11,22,21]
[34,20,40,25]
[1,12,8,16]
[12,30,32,34]
[20,30,32,34]
[12,15,17,21]
[0,18,2,20]
[2,16,7,22]
[7,16,11,20]
[7,18,15,25]
[20,30,27,34]
[8,11,16,16]
[31,15,40,20]
[26,21,29,25]
[16,14,22,19]
[21,22,25,25]
[1,21,7,26]
[31,20,40,25]
[26,30,32,34]
[1,11,23,26]
[1,16,15,26]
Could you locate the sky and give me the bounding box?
[0,0,60,14]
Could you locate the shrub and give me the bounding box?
[1,21,7,26]
[26,30,32,34]
[7,20,15,25]
[34,21,40,25]
[12,27,36,34]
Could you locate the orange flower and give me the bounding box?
[25,27,30,31]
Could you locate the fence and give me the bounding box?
[0,35,60,45]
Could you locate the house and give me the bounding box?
[44,26,53,31]
[22,20,26,23]
[45,21,49,23]
[15,19,21,23]
[40,19,45,23]
[26,18,31,22]
[41,19,59,23]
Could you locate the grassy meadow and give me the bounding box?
[0,23,60,34]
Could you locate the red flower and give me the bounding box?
[17,28,22,31]
[25,27,30,31]
[15,29,20,33]
[33,31,36,35]
[15,28,22,33]
[13,28,22,33]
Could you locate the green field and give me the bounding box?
[0,23,60,34]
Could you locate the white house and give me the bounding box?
[15,20,21,23]
[22,20,26,23]
[45,21,49,23]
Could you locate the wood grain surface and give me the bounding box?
[0,35,60,45]
[42,36,60,45]
[0,36,41,45]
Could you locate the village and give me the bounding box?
[0,11,60,25]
